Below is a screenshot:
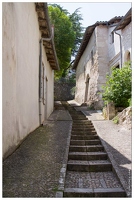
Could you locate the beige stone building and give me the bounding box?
[2,3,59,159]
[73,8,131,109]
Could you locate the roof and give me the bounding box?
[113,8,132,32]
[35,3,59,70]
[72,16,124,70]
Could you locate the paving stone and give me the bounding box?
[3,119,72,197]
[65,171,123,189]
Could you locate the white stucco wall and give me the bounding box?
[42,50,54,120]
[2,3,54,158]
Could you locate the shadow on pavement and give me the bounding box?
[100,137,132,197]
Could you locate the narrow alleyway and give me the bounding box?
[3,101,131,197]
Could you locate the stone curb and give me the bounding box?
[56,122,73,198]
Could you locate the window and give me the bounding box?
[91,50,94,65]
[115,64,119,69]
[112,32,114,43]
[126,51,130,61]
[124,50,131,63]
[41,63,45,105]
[42,65,45,105]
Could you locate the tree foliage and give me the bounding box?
[69,8,84,57]
[101,62,132,107]
[48,4,84,79]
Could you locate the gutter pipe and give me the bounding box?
[39,26,54,125]
[114,31,122,68]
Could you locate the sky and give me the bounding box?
[49,1,132,28]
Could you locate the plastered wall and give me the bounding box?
[2,3,54,158]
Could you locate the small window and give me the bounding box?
[41,63,45,105]
[91,50,94,65]
[112,32,114,43]
[115,65,119,69]
[124,50,131,62]
[126,52,130,61]
[113,64,120,70]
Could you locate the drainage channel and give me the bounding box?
[60,101,126,197]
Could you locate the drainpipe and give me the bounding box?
[114,31,122,68]
[39,25,54,125]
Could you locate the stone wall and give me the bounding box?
[115,107,132,129]
[54,80,75,101]
[122,22,132,62]
[75,31,97,105]
[75,26,109,109]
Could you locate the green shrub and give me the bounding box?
[128,98,132,107]
[101,62,132,107]
[113,116,119,124]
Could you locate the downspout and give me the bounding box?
[39,26,54,125]
[114,31,122,68]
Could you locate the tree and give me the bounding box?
[101,62,132,107]
[69,8,84,57]
[48,4,84,79]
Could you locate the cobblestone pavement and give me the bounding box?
[3,110,72,197]
[68,100,132,197]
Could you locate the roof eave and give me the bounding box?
[113,8,132,32]
[35,3,59,71]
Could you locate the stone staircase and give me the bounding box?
[61,101,126,197]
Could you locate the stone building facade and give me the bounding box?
[73,8,131,109]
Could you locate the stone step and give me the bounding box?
[71,117,88,120]
[68,152,107,160]
[70,112,84,115]
[71,131,97,135]
[72,124,95,129]
[69,145,104,152]
[72,123,94,126]
[70,139,101,145]
[73,120,92,124]
[63,188,126,197]
[69,112,82,115]
[72,124,94,127]
[72,129,96,132]
[67,160,112,172]
[64,171,126,197]
[71,135,99,140]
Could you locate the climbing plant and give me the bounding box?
[101,62,132,107]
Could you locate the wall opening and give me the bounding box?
[124,50,131,62]
[91,50,94,65]
[84,74,90,102]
